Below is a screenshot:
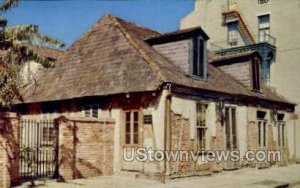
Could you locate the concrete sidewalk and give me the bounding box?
[16,164,300,188]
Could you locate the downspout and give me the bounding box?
[163,83,172,178]
[294,115,297,163]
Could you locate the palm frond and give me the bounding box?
[26,33,65,47]
[0,0,21,13]
[5,24,39,36]
[11,42,53,67]
[5,25,65,48]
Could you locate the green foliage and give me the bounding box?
[0,0,21,13]
[0,0,65,106]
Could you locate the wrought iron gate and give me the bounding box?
[19,119,59,181]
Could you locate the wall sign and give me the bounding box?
[143,115,153,124]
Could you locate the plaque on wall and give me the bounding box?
[143,115,153,124]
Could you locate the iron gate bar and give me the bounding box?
[19,119,58,181]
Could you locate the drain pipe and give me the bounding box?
[294,115,297,163]
[163,83,172,177]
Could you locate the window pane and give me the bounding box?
[134,123,138,133]
[126,123,131,133]
[228,22,239,45]
[126,112,130,122]
[133,133,138,144]
[134,111,139,122]
[258,121,261,147]
[199,39,205,78]
[258,15,270,28]
[125,133,131,144]
[193,39,199,75]
[197,104,207,127]
[282,124,285,146]
[231,109,237,149]
[84,106,90,117]
[278,124,281,147]
[263,122,267,147]
[92,106,98,118]
[197,128,205,150]
[225,108,231,150]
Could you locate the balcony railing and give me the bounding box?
[210,34,276,53]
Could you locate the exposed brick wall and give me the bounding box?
[248,121,258,150]
[0,113,20,188]
[211,121,224,151]
[170,112,192,174]
[170,112,214,175]
[210,120,225,172]
[57,116,115,181]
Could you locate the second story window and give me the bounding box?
[228,21,239,46]
[258,14,270,43]
[192,36,207,79]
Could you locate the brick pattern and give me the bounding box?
[170,112,192,174]
[0,113,20,188]
[170,112,214,174]
[58,117,114,181]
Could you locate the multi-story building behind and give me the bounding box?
[181,0,300,162]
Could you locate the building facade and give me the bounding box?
[0,14,297,187]
[181,0,300,161]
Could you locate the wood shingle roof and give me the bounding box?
[20,14,294,108]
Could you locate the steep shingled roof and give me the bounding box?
[21,14,294,107]
[24,44,65,61]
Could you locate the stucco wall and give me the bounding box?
[180,0,300,160]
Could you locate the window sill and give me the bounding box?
[188,74,208,82]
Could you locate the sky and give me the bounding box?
[4,0,195,48]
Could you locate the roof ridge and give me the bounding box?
[107,14,168,82]
[114,16,160,36]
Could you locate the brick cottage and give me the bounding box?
[0,14,297,186]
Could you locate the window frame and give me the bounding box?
[227,21,239,46]
[42,126,56,147]
[258,14,271,43]
[191,36,207,79]
[257,111,267,149]
[224,106,238,151]
[276,113,286,148]
[252,57,261,91]
[124,110,140,146]
[196,103,208,151]
[82,104,99,118]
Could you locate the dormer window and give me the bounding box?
[146,27,209,78]
[252,57,260,91]
[192,36,207,79]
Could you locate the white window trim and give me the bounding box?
[223,105,238,151]
[82,104,100,118]
[257,110,268,149]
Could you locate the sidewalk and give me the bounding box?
[17,164,300,188]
